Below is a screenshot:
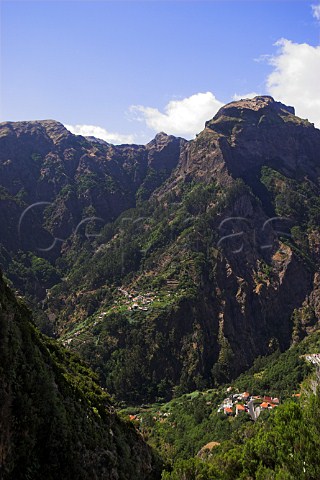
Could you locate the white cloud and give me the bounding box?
[312,3,320,21]
[65,34,320,146]
[232,92,261,101]
[266,38,320,128]
[64,124,136,144]
[129,92,224,139]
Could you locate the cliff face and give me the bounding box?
[160,96,320,195]
[0,120,185,252]
[1,96,320,403]
[0,271,160,479]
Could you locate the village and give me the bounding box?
[61,287,163,346]
[117,287,159,311]
[126,381,306,428]
[60,275,188,348]
[304,353,320,367]
[126,388,284,426]
[217,389,281,421]
[214,352,320,420]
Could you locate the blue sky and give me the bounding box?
[1,0,320,143]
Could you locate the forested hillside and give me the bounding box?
[0,271,161,479]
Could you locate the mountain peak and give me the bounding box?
[0,119,72,145]
[148,132,172,145]
[208,95,295,127]
[147,131,184,149]
[38,119,73,144]
[155,131,169,138]
[163,95,320,195]
[224,95,294,113]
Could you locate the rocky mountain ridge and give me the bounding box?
[0,119,185,253]
[1,96,320,403]
[158,96,320,197]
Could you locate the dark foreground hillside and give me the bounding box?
[0,271,161,480]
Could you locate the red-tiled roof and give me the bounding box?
[236,404,246,411]
[224,407,233,413]
[260,402,269,409]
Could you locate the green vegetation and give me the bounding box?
[136,167,172,202]
[233,348,312,399]
[0,272,161,479]
[261,166,320,230]
[37,167,320,404]
[162,393,320,479]
[0,185,25,206]
[76,171,122,195]
[6,251,60,299]
[138,390,250,463]
[1,104,320,479]
[44,181,225,402]
[118,330,320,479]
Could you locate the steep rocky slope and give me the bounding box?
[0,120,185,297]
[160,96,320,194]
[1,96,320,403]
[0,270,161,479]
[0,120,185,253]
